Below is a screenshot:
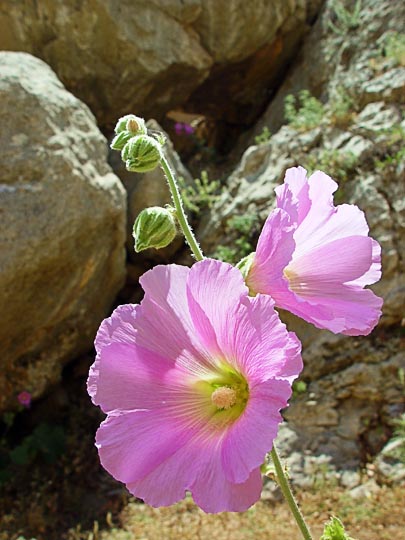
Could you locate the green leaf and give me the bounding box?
[321,516,355,540]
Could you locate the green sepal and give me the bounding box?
[114,114,147,135]
[236,252,255,279]
[110,130,133,151]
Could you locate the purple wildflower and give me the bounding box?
[174,122,195,136]
[246,166,383,335]
[18,391,32,408]
[88,259,302,512]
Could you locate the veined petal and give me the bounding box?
[222,294,302,384]
[275,166,311,225]
[138,264,217,377]
[222,378,292,484]
[186,259,248,357]
[246,208,295,297]
[88,342,184,414]
[287,236,378,293]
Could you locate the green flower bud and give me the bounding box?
[110,130,133,151]
[122,135,163,173]
[114,114,147,135]
[320,516,354,540]
[133,206,177,252]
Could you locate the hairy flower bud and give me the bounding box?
[114,114,147,136]
[133,206,177,252]
[122,135,163,173]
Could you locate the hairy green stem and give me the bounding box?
[160,155,204,262]
[270,445,313,540]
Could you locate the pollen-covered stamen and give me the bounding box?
[211,386,237,410]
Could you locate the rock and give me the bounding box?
[349,479,380,500]
[0,0,323,130]
[0,52,126,412]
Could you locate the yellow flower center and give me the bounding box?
[211,387,237,410]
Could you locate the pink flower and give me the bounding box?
[18,391,32,408]
[88,259,302,513]
[246,167,383,336]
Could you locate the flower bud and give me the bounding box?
[133,206,177,252]
[122,135,163,173]
[114,114,147,136]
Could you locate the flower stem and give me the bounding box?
[160,155,204,262]
[270,445,313,540]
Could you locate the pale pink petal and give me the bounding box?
[95,303,138,353]
[294,200,370,260]
[222,378,292,483]
[222,294,302,384]
[191,451,262,513]
[275,166,311,225]
[89,342,183,413]
[246,209,295,297]
[125,435,262,512]
[346,239,381,286]
[300,285,383,335]
[186,259,248,356]
[138,264,216,376]
[96,409,197,489]
[288,236,378,292]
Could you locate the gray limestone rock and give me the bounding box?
[0,52,126,412]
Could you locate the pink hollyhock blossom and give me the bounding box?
[88,259,302,513]
[246,166,383,336]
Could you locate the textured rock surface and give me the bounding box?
[197,0,405,469]
[0,52,126,413]
[0,0,322,130]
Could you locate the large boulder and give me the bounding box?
[0,52,126,413]
[0,0,323,130]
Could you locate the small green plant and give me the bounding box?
[328,0,362,35]
[329,86,355,126]
[0,421,65,484]
[178,171,222,214]
[383,32,405,67]
[385,413,405,463]
[212,213,258,264]
[321,516,355,540]
[374,124,405,171]
[284,90,325,131]
[304,149,358,203]
[292,380,308,398]
[254,126,271,145]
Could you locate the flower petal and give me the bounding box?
[186,259,248,356]
[89,342,182,413]
[297,285,383,336]
[223,294,302,384]
[275,166,311,225]
[138,264,215,376]
[96,409,196,489]
[246,208,295,297]
[221,378,292,483]
[293,172,371,258]
[288,236,379,292]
